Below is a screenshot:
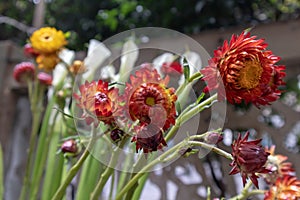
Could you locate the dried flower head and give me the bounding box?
[229,132,270,188]
[30,27,67,54]
[132,124,167,153]
[123,66,177,131]
[264,145,295,184]
[13,62,35,83]
[110,128,125,143]
[73,80,120,125]
[264,176,300,200]
[200,31,285,107]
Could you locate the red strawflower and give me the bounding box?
[161,61,183,75]
[132,123,167,153]
[264,145,295,184]
[200,31,285,107]
[264,176,300,200]
[13,62,35,83]
[37,72,52,86]
[229,132,270,188]
[123,66,177,131]
[23,43,39,58]
[73,80,120,125]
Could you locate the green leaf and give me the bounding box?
[76,140,104,199]
[183,57,190,82]
[41,127,65,200]
[120,1,137,16]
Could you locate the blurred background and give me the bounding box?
[1,0,300,199]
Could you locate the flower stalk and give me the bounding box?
[115,131,231,200]
[19,79,45,200]
[51,126,96,200]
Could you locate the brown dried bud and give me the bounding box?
[110,129,125,143]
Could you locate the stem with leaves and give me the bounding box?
[19,80,45,200]
[115,131,232,200]
[51,126,97,200]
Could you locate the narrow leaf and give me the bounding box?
[183,57,190,82]
[119,39,139,83]
[83,39,111,81]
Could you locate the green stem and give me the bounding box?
[187,141,233,160]
[165,93,218,141]
[90,139,127,200]
[41,127,65,200]
[116,131,230,200]
[175,72,203,97]
[109,170,115,200]
[115,142,184,200]
[19,95,43,200]
[131,173,149,200]
[90,166,113,200]
[229,181,266,200]
[75,142,105,199]
[51,127,96,200]
[116,154,134,193]
[180,93,217,124]
[29,96,57,199]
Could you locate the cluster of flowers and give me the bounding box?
[12,27,300,199]
[73,65,177,153]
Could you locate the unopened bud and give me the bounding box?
[110,129,125,143]
[61,139,79,156]
[205,132,223,144]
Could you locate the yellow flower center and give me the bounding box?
[238,59,263,89]
[145,97,155,106]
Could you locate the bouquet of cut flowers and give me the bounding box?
[5,26,300,200]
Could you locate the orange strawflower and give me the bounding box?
[132,123,167,153]
[264,145,295,184]
[123,65,177,131]
[200,31,285,107]
[36,53,60,72]
[73,80,120,125]
[264,176,300,200]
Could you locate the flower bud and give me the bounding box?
[37,72,52,86]
[69,60,86,75]
[23,43,39,58]
[205,132,223,144]
[110,129,125,143]
[229,132,270,188]
[61,139,79,156]
[13,62,35,83]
